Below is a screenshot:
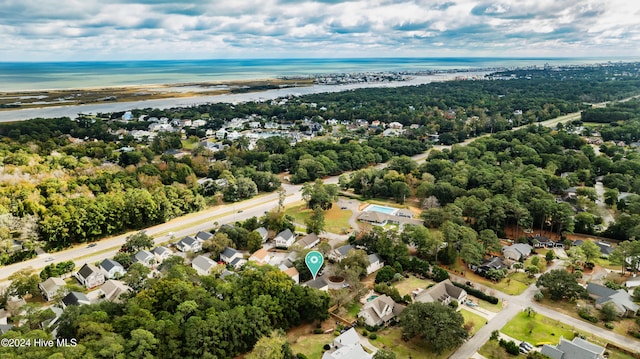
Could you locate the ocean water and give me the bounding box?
[0,57,624,92]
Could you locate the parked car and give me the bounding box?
[87,243,97,248]
[45,257,55,262]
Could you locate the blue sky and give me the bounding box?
[2,0,640,61]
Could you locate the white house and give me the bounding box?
[295,233,320,249]
[358,294,404,327]
[75,264,105,289]
[99,259,126,279]
[254,227,269,243]
[305,277,329,291]
[330,244,355,261]
[39,277,66,302]
[502,243,533,261]
[176,236,203,252]
[133,250,155,267]
[195,231,214,242]
[192,255,218,275]
[220,247,242,264]
[248,248,272,265]
[216,128,228,140]
[274,229,296,248]
[153,246,172,263]
[283,267,300,284]
[414,279,467,308]
[62,292,91,308]
[366,253,384,275]
[322,328,372,359]
[192,119,206,127]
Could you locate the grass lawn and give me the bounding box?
[507,271,536,286]
[392,275,434,297]
[471,296,503,313]
[371,326,456,359]
[462,270,529,296]
[502,311,579,346]
[290,333,334,358]
[346,302,362,320]
[460,309,486,335]
[478,339,510,359]
[285,202,353,234]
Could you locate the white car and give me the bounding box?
[45,257,55,262]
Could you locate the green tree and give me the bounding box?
[247,231,264,253]
[246,330,293,359]
[125,328,158,359]
[536,269,587,301]
[580,241,601,263]
[203,232,234,260]
[122,263,151,291]
[373,348,397,359]
[545,250,555,263]
[339,249,370,278]
[375,266,396,283]
[123,231,154,254]
[398,302,468,354]
[600,302,619,322]
[8,269,40,298]
[478,229,501,254]
[305,207,325,234]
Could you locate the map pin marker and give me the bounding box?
[305,251,324,280]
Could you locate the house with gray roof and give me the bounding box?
[230,257,247,269]
[39,277,66,302]
[274,229,296,248]
[75,263,105,289]
[414,279,467,307]
[586,282,639,317]
[502,243,533,261]
[322,328,372,359]
[330,244,355,261]
[100,258,125,279]
[366,253,384,275]
[305,277,329,291]
[133,250,155,267]
[100,280,132,303]
[541,337,605,359]
[176,236,202,252]
[254,227,269,242]
[153,246,172,263]
[296,233,320,249]
[62,292,91,308]
[192,255,218,275]
[358,294,404,327]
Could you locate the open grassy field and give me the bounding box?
[461,270,530,296]
[289,333,334,358]
[460,309,487,335]
[371,326,456,359]
[392,275,434,297]
[285,202,352,234]
[502,311,578,345]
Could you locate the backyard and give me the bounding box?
[392,275,435,297]
[371,326,456,359]
[289,333,334,358]
[285,201,353,234]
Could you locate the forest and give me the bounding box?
[0,261,330,359]
[1,62,640,256]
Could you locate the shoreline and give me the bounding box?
[0,71,488,123]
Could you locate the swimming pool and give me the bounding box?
[366,295,379,302]
[364,204,398,215]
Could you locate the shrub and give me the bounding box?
[573,270,583,279]
[452,282,499,304]
[578,308,598,323]
[534,291,544,301]
[297,354,308,359]
[314,328,324,334]
[369,333,377,340]
[490,330,500,341]
[323,344,331,350]
[499,339,520,355]
[449,300,459,309]
[362,330,368,337]
[375,266,396,283]
[605,322,615,330]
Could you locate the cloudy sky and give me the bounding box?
[2,0,640,61]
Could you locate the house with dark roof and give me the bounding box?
[192,255,218,275]
[100,280,132,303]
[230,257,247,269]
[195,231,214,242]
[220,247,242,264]
[596,242,614,258]
[470,256,507,276]
[274,229,296,248]
[296,233,320,249]
[586,282,638,317]
[541,337,605,359]
[100,258,125,279]
[414,279,467,307]
[176,236,202,252]
[358,294,404,327]
[330,244,355,261]
[39,277,66,302]
[529,234,554,248]
[133,250,155,267]
[61,292,91,308]
[75,263,105,289]
[366,253,384,275]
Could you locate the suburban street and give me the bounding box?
[453,259,640,358]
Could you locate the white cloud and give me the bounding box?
[0,0,639,60]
